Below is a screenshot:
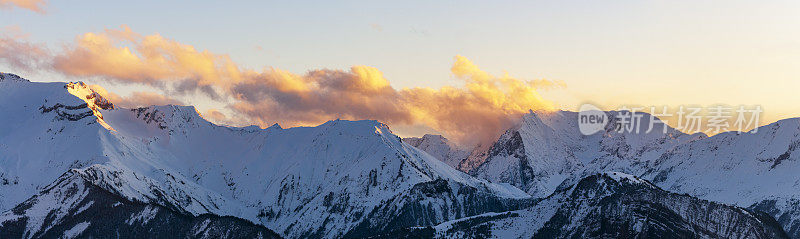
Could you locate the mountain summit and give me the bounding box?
[415,109,800,238]
[0,74,796,238]
[0,75,530,238]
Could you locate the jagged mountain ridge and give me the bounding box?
[416,109,800,238]
[0,72,795,238]
[0,74,530,238]
[465,110,700,197]
[403,134,469,169]
[0,169,281,239]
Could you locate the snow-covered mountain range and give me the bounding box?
[0,72,797,238]
[413,109,800,238]
[0,73,529,238]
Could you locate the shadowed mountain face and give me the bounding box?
[410,109,800,237]
[0,73,794,238]
[0,171,282,239]
[431,173,789,239]
[461,110,698,198]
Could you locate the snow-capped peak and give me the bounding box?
[318,119,397,139]
[3,73,800,238]
[403,134,469,169]
[65,82,114,110]
[0,72,30,82]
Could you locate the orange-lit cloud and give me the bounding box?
[53,25,239,98]
[399,56,554,143]
[226,57,557,144]
[116,91,185,108]
[88,85,184,109]
[1,26,560,145]
[229,66,411,128]
[0,0,46,13]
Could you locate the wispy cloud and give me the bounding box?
[0,26,561,145]
[201,109,235,126]
[0,0,46,13]
[113,91,185,109]
[0,26,49,70]
[87,85,184,109]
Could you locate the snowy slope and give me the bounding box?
[462,109,800,237]
[0,169,281,238]
[2,72,799,238]
[0,73,111,211]
[0,75,531,238]
[97,107,531,238]
[640,118,800,204]
[638,118,800,238]
[403,134,469,169]
[467,110,700,198]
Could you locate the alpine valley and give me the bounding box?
[0,72,797,239]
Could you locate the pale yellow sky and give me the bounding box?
[2,0,799,139]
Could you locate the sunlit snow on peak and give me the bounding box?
[66,81,115,131]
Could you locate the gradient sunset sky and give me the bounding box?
[2,0,799,143]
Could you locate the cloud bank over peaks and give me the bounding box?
[0,25,562,145]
